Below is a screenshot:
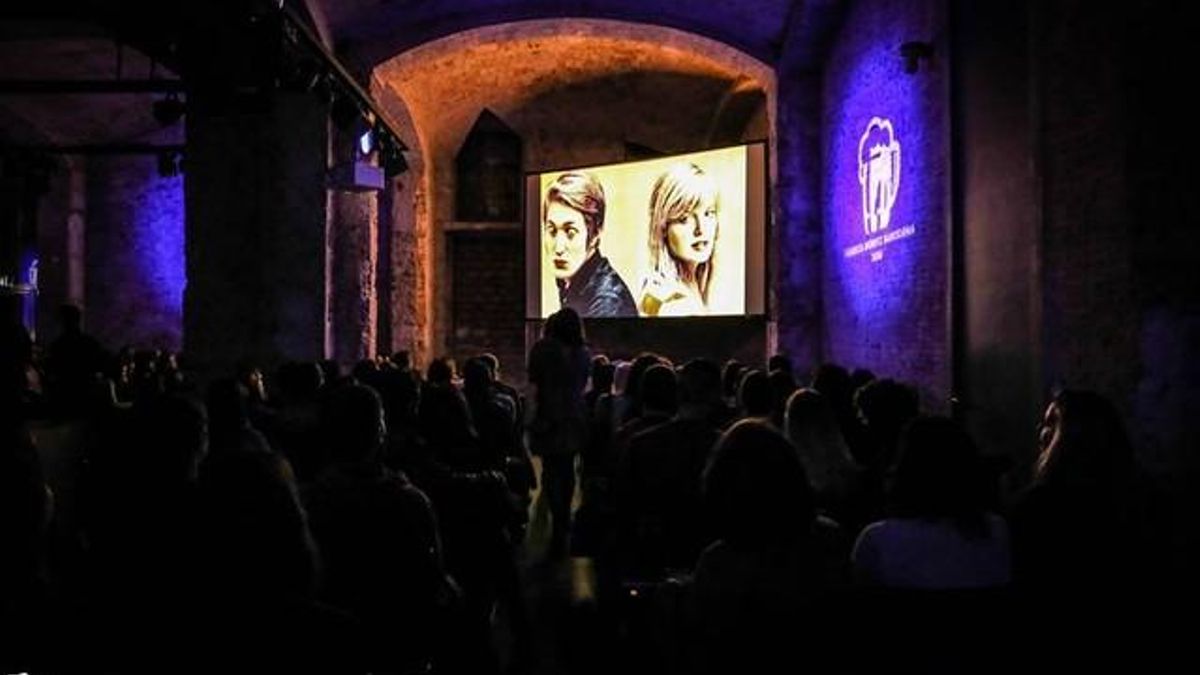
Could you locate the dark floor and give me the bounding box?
[506,457,595,675]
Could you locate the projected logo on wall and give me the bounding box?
[844,117,916,263]
[859,117,900,234]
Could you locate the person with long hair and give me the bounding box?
[852,416,1010,589]
[785,388,865,530]
[679,420,847,674]
[1011,390,1166,595]
[528,308,592,558]
[640,162,720,317]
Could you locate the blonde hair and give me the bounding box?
[784,388,858,501]
[647,163,719,303]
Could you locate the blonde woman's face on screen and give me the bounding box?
[666,195,718,267]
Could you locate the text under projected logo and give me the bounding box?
[845,117,916,263]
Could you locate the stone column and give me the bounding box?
[773,63,823,368]
[371,81,430,370]
[383,168,429,366]
[66,160,86,310]
[327,127,379,367]
[184,90,329,378]
[32,156,78,341]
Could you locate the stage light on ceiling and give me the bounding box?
[358,129,375,156]
[152,93,186,126]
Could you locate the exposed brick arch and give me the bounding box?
[372,19,777,368]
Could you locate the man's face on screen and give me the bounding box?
[544,202,592,281]
[667,196,718,267]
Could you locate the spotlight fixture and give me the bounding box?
[274,2,407,176]
[358,128,375,156]
[899,41,934,74]
[152,92,186,126]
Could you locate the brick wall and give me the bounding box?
[372,82,431,369]
[1038,0,1137,402]
[433,71,744,373]
[955,0,1041,459]
[582,317,770,370]
[1035,0,1200,499]
[85,154,185,352]
[448,229,526,383]
[939,0,1200,501]
[34,159,72,343]
[382,172,431,365]
[773,61,823,371]
[821,0,951,410]
[375,22,777,371]
[329,187,378,366]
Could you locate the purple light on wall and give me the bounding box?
[822,0,949,406]
[132,173,186,349]
[86,156,187,352]
[20,250,38,336]
[826,39,934,318]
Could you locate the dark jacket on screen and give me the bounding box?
[558,253,637,318]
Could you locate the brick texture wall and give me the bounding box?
[774,61,823,371]
[931,0,1200,508]
[86,154,185,352]
[375,22,776,372]
[955,0,1041,459]
[372,82,431,368]
[329,187,378,366]
[448,229,527,383]
[383,173,430,364]
[821,0,951,410]
[1038,0,1137,402]
[34,159,71,343]
[1036,0,1200,499]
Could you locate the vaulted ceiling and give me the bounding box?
[312,0,814,67]
[0,28,182,146]
[374,20,775,168]
[0,1,844,149]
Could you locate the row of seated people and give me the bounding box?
[2,307,1181,673]
[3,322,539,673]
[567,358,1173,672]
[524,309,1176,674]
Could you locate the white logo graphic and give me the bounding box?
[857,117,901,235]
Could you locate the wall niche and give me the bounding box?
[455,109,522,222]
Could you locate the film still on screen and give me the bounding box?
[529,144,765,320]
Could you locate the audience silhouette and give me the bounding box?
[1,311,1183,675]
